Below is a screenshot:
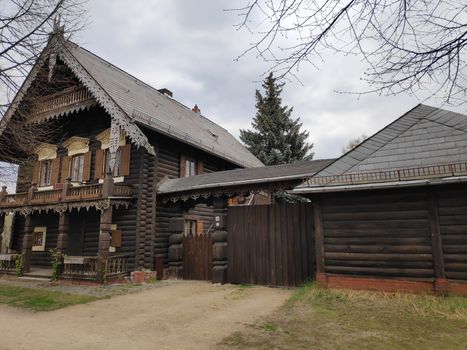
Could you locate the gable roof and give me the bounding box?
[63,42,263,168]
[1,36,263,168]
[158,159,334,195]
[294,104,467,193]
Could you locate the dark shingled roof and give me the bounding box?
[158,159,335,194]
[64,42,263,168]
[295,104,467,192]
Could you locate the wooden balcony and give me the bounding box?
[0,183,133,209]
[29,86,96,122]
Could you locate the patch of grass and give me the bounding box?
[220,284,467,350]
[261,322,278,332]
[0,284,99,311]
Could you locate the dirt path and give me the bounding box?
[0,281,291,350]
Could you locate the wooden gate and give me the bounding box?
[183,234,213,280]
[228,202,314,287]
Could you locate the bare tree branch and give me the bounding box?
[232,0,467,106]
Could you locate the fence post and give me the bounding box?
[212,197,228,284]
[428,191,447,295]
[166,217,184,279]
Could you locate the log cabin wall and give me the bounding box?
[152,132,239,269]
[10,107,143,268]
[313,183,467,294]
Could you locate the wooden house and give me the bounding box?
[294,104,467,295]
[0,30,263,282]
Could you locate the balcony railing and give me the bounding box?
[29,86,95,120]
[0,183,133,209]
[0,254,17,273]
[62,254,131,279]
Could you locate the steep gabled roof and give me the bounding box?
[63,42,262,168]
[294,104,467,193]
[1,36,263,168]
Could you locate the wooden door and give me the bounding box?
[183,234,213,280]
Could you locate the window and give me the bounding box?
[71,154,85,182]
[185,158,197,177]
[184,220,197,236]
[39,160,52,187]
[104,148,121,177]
[32,227,47,252]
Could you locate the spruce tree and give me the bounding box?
[240,73,313,165]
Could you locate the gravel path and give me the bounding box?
[0,280,291,350]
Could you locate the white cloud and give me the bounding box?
[75,0,463,160]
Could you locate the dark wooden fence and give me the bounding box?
[227,202,314,287]
[183,234,213,281]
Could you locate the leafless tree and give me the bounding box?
[342,134,367,154]
[0,0,87,189]
[232,1,466,106]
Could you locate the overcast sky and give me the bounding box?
[73,0,459,159]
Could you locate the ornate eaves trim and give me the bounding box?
[58,43,155,156]
[0,199,131,216]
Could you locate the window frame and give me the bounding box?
[104,148,121,177]
[184,157,197,177]
[32,226,47,252]
[184,219,197,236]
[39,160,52,187]
[70,153,85,182]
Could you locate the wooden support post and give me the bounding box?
[0,186,7,202]
[0,213,5,254]
[428,191,447,294]
[22,214,33,273]
[97,206,113,283]
[57,212,69,253]
[166,217,184,279]
[212,197,228,284]
[313,196,326,287]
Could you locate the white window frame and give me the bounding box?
[96,128,126,183]
[32,226,47,252]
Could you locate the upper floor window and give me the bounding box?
[180,155,204,178]
[185,158,197,177]
[71,154,85,182]
[39,160,52,187]
[104,148,121,177]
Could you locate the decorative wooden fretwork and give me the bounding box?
[0,183,133,215]
[29,86,96,123]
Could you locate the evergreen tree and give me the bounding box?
[240,73,313,165]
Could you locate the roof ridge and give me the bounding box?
[318,104,431,175]
[343,104,441,173]
[65,40,235,136]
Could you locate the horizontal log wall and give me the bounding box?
[437,186,467,281]
[315,184,467,292]
[153,132,237,269]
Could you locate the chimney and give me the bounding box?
[192,104,201,114]
[158,88,173,98]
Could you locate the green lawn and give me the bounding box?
[221,283,467,350]
[0,284,99,311]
